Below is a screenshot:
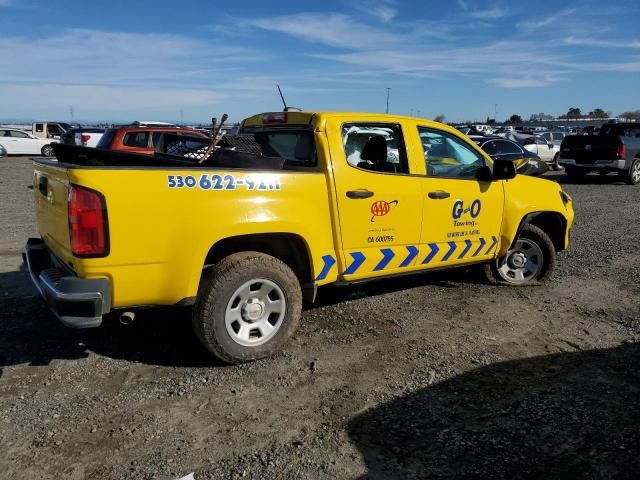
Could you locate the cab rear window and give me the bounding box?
[237,130,317,167]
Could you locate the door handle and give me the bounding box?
[428,190,450,199]
[346,189,374,199]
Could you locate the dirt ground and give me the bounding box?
[1,156,639,480]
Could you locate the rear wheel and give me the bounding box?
[624,158,640,185]
[484,224,555,285]
[552,153,562,171]
[41,144,54,156]
[192,252,302,364]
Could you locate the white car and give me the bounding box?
[0,128,57,156]
[523,135,560,169]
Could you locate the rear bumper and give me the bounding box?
[22,238,111,328]
[559,158,626,170]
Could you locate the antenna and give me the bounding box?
[277,84,288,111]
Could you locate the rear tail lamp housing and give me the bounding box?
[617,143,627,158]
[80,134,91,145]
[68,184,109,257]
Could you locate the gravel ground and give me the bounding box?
[1,156,639,480]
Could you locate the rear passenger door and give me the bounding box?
[327,120,424,280]
[414,126,504,269]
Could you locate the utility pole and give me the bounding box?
[494,103,498,122]
[385,87,391,114]
[180,109,184,124]
[69,105,74,123]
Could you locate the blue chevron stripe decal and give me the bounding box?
[458,239,473,259]
[472,237,486,257]
[343,251,366,275]
[422,243,440,264]
[442,241,457,262]
[400,245,419,267]
[374,248,395,271]
[315,254,336,281]
[485,236,498,255]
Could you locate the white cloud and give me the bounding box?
[0,0,14,6]
[564,36,640,49]
[487,75,560,88]
[457,0,469,11]
[0,28,263,87]
[353,0,397,22]
[0,84,223,111]
[518,8,576,31]
[466,7,508,19]
[238,13,403,50]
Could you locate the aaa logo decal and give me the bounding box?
[370,200,399,222]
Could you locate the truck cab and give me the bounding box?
[32,122,72,140]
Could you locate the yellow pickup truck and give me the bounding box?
[24,111,574,363]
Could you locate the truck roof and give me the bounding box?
[241,111,453,133]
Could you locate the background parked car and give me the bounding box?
[0,128,57,156]
[60,127,106,148]
[523,135,561,169]
[539,131,566,146]
[96,126,208,155]
[469,135,548,176]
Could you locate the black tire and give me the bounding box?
[192,252,302,364]
[565,167,585,182]
[624,158,640,185]
[41,144,54,156]
[484,224,556,286]
[552,153,562,171]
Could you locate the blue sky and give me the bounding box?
[0,0,639,123]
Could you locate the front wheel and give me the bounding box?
[41,144,55,156]
[192,252,302,364]
[552,153,562,171]
[484,224,556,285]
[625,158,640,185]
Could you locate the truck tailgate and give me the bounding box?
[33,161,73,264]
[560,135,620,163]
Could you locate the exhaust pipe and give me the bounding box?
[119,311,136,325]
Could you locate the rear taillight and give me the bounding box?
[618,143,627,158]
[81,134,91,145]
[68,185,109,257]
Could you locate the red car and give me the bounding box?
[96,125,208,155]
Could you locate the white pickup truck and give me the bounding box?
[60,127,106,148]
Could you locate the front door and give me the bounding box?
[327,120,424,281]
[414,126,504,269]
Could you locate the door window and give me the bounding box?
[481,141,497,155]
[342,124,409,174]
[123,131,150,148]
[418,127,485,179]
[495,140,522,154]
[35,124,44,133]
[9,130,29,138]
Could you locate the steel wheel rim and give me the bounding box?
[225,278,286,347]
[632,162,640,183]
[496,238,544,284]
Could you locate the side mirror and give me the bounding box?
[475,165,493,181]
[492,158,517,180]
